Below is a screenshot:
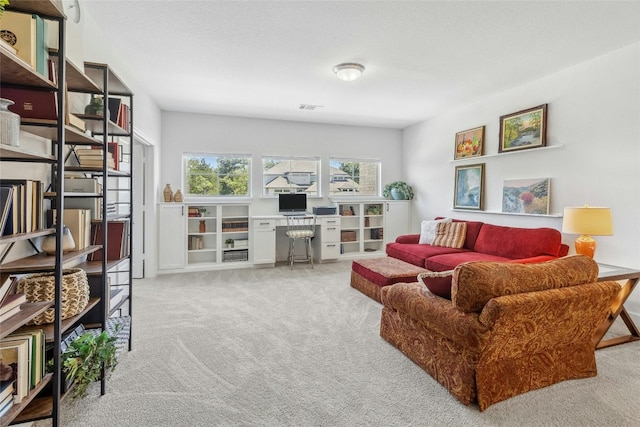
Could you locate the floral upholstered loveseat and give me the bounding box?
[379,255,620,411]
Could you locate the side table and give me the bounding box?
[593,263,640,349]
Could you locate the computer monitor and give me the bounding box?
[279,193,307,213]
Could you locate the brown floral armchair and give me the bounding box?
[379,255,620,411]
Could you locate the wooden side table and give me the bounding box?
[593,263,640,349]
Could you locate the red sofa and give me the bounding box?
[386,219,569,298]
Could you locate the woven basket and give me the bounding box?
[16,268,90,325]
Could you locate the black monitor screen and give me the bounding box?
[279,193,307,212]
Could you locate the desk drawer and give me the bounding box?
[321,242,341,260]
[253,219,276,229]
[322,225,341,242]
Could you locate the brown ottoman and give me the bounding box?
[351,257,427,303]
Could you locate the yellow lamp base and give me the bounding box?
[575,235,596,258]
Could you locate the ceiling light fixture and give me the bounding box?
[332,62,365,81]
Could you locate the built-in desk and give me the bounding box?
[251,215,341,266]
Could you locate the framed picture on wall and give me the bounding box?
[453,163,485,210]
[502,177,550,215]
[454,126,485,159]
[499,104,547,153]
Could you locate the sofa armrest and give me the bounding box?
[395,234,420,244]
[478,281,620,359]
[506,255,558,264]
[381,282,490,353]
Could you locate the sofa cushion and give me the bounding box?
[452,255,599,313]
[436,217,484,250]
[419,218,452,244]
[386,242,469,268]
[433,221,467,248]
[473,223,562,259]
[417,270,455,299]
[426,251,511,272]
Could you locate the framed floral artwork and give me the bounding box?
[453,163,484,210]
[499,104,547,153]
[454,126,484,159]
[502,177,550,215]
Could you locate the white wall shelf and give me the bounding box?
[450,144,564,163]
[451,209,562,218]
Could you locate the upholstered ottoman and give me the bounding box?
[351,257,427,303]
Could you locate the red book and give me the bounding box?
[88,220,128,261]
[2,86,58,120]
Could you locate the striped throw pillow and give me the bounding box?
[432,221,467,248]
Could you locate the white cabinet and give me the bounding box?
[314,216,341,261]
[384,200,411,244]
[252,219,276,265]
[158,203,186,269]
[158,203,250,272]
[337,201,385,257]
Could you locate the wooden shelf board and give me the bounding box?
[84,62,134,96]
[0,229,54,245]
[7,0,65,18]
[0,245,101,274]
[0,44,56,89]
[1,373,54,427]
[38,297,101,343]
[49,51,102,93]
[76,259,128,276]
[0,302,53,340]
[19,120,102,145]
[0,145,55,162]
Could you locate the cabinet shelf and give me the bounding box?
[0,229,54,245]
[0,301,53,339]
[0,145,55,163]
[19,120,102,145]
[0,43,57,89]
[73,114,129,136]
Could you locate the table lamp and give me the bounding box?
[562,206,613,258]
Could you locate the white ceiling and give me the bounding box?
[81,1,640,129]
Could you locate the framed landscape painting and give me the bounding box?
[502,177,550,215]
[453,163,484,210]
[499,104,547,153]
[454,126,484,159]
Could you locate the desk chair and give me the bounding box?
[285,216,316,269]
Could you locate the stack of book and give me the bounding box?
[0,179,44,236]
[75,148,115,169]
[87,220,130,261]
[188,235,204,250]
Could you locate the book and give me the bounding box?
[0,179,41,234]
[0,186,13,237]
[33,14,49,77]
[88,220,129,261]
[8,329,44,388]
[0,388,14,417]
[0,293,26,315]
[50,209,91,251]
[1,86,58,120]
[108,97,121,124]
[0,339,30,403]
[0,11,37,70]
[64,177,102,194]
[0,274,16,307]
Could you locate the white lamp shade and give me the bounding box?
[562,207,613,235]
[333,63,365,81]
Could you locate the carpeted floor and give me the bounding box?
[35,261,640,426]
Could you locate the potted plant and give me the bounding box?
[0,1,9,18]
[57,328,119,398]
[383,181,414,200]
[225,238,234,248]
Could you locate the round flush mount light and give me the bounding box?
[332,62,365,81]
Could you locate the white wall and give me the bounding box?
[160,112,403,215]
[403,43,640,317]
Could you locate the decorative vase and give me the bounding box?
[41,226,76,255]
[173,189,184,202]
[390,188,404,200]
[199,220,206,233]
[163,184,173,202]
[84,95,104,116]
[0,98,20,147]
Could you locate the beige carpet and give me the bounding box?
[35,261,640,426]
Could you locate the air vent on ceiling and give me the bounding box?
[299,104,324,111]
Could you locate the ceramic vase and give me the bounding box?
[0,98,20,147]
[163,184,173,202]
[199,220,206,233]
[390,188,404,200]
[173,189,184,202]
[41,226,76,255]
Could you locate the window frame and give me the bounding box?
[328,157,381,197]
[261,155,321,198]
[182,152,252,199]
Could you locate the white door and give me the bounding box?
[132,141,146,277]
[384,201,411,244]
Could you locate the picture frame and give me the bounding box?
[454,125,484,159]
[499,104,547,153]
[453,163,484,210]
[502,177,550,215]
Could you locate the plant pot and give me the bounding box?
[390,188,405,200]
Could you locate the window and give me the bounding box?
[183,153,251,197]
[262,156,320,197]
[328,158,380,196]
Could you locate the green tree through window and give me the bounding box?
[184,154,250,197]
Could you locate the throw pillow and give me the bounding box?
[419,218,452,244]
[432,221,467,248]
[417,270,455,299]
